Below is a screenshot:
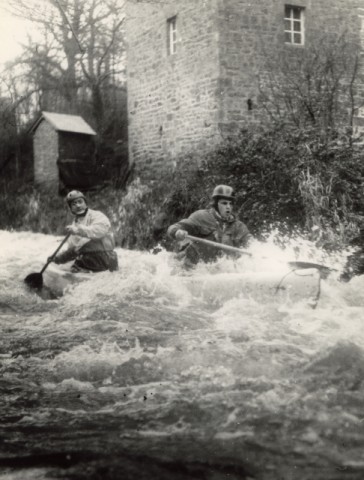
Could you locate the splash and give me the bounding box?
[1,229,364,478]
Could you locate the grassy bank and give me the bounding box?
[1,125,363,252]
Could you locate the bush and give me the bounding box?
[0,183,68,234]
[155,124,364,250]
[1,124,363,252]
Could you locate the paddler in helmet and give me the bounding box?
[167,185,252,267]
[49,190,118,273]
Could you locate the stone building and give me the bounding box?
[31,112,96,192]
[126,0,364,175]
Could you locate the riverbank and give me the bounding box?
[1,125,363,253]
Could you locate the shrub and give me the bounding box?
[153,124,364,249]
[1,124,363,253]
[0,183,68,234]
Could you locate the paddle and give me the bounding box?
[287,261,336,278]
[24,233,71,290]
[186,234,334,275]
[186,234,252,256]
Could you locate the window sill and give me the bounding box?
[284,42,305,47]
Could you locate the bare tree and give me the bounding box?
[257,31,362,137]
[6,0,126,132]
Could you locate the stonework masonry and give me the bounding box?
[217,0,363,134]
[126,0,364,176]
[33,120,59,188]
[126,0,221,177]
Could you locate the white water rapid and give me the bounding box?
[1,229,364,480]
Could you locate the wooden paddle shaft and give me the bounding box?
[40,233,71,274]
[186,235,332,272]
[186,234,252,257]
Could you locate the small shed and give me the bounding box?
[31,111,97,192]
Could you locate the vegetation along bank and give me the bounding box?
[1,124,364,254]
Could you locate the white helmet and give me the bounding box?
[212,185,235,201]
[66,190,86,206]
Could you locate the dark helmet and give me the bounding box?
[66,190,86,206]
[212,185,235,202]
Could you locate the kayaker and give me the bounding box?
[167,185,252,267]
[49,190,119,273]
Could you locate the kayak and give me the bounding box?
[183,268,322,306]
[43,264,91,297]
[43,263,322,307]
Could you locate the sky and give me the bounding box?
[0,2,31,66]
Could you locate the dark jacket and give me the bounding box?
[167,208,251,265]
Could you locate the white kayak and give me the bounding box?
[43,263,322,307]
[183,268,322,306]
[43,264,91,297]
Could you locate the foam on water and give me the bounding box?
[52,340,146,382]
[1,229,364,475]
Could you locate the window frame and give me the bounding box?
[167,15,177,56]
[284,5,305,46]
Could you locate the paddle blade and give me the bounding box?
[24,272,43,289]
[288,261,333,278]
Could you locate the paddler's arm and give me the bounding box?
[66,212,111,240]
[167,211,210,241]
[52,248,77,264]
[168,222,195,240]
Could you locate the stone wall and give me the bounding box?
[33,120,59,188]
[126,0,221,176]
[126,0,364,174]
[217,0,363,133]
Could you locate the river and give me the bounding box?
[1,229,364,480]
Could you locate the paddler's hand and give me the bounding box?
[48,255,60,264]
[175,229,188,241]
[65,225,78,235]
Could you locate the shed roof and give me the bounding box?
[32,111,96,136]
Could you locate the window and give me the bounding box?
[167,16,177,55]
[284,5,305,45]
